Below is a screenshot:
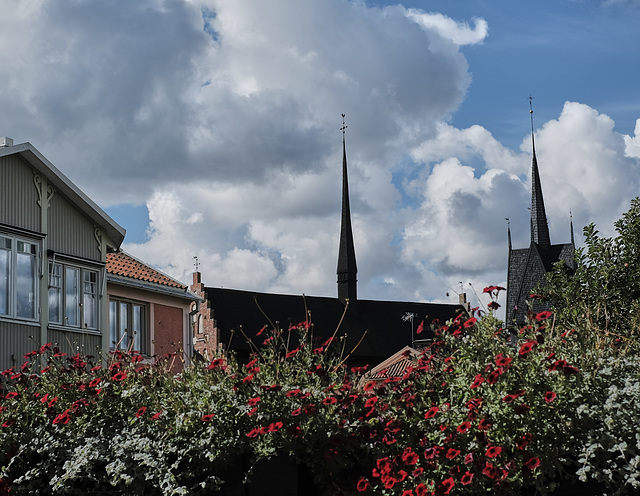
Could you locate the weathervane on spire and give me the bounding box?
[341,113,347,136]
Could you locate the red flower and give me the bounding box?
[464,453,474,464]
[544,391,557,404]
[365,396,378,409]
[291,408,302,416]
[485,446,502,458]
[463,317,477,329]
[112,371,127,381]
[322,397,337,405]
[242,374,254,384]
[415,483,429,496]
[356,477,370,492]
[486,369,503,385]
[424,406,439,419]
[457,421,471,433]
[268,421,283,432]
[89,378,102,388]
[151,411,162,420]
[401,490,413,496]
[53,410,71,425]
[285,348,300,358]
[502,394,517,403]
[523,457,541,471]
[416,320,425,335]
[246,428,260,438]
[482,462,498,479]
[401,448,419,465]
[461,471,474,485]
[363,381,375,392]
[440,477,455,495]
[495,354,512,367]
[470,374,484,389]
[478,419,493,431]
[445,448,461,460]
[487,300,501,311]
[518,340,537,357]
[136,407,147,418]
[248,397,261,406]
[286,388,301,398]
[535,310,553,321]
[4,392,18,400]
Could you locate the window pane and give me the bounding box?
[0,239,9,316]
[65,267,79,326]
[83,271,98,329]
[119,302,129,350]
[48,263,62,323]
[16,242,37,319]
[133,304,143,352]
[109,301,118,349]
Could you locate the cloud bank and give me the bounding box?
[1,0,639,314]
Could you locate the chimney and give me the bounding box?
[459,293,471,314]
[0,137,14,148]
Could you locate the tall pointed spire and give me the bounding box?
[570,210,575,247]
[337,114,357,307]
[529,97,551,249]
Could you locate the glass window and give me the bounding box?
[48,263,62,323]
[83,271,97,329]
[109,298,148,354]
[0,233,38,321]
[48,262,99,330]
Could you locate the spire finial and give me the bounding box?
[529,95,536,152]
[341,114,347,136]
[570,209,575,246]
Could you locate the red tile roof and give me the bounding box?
[106,251,187,289]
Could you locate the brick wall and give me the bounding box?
[154,303,184,372]
[191,272,218,361]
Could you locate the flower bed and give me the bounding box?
[2,304,640,495]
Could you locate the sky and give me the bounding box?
[2,0,640,317]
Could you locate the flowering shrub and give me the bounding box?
[2,303,640,495]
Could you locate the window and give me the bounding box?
[109,298,148,353]
[48,262,99,330]
[0,234,38,321]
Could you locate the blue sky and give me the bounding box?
[1,0,640,313]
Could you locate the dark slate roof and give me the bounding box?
[203,286,463,364]
[506,241,574,325]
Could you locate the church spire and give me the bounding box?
[529,98,551,249]
[337,114,357,307]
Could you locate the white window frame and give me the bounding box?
[48,261,100,331]
[0,232,39,322]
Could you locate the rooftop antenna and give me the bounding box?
[193,256,200,272]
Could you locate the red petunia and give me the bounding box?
[445,448,461,460]
[535,310,553,321]
[415,483,429,496]
[356,477,370,492]
[487,300,501,311]
[482,462,498,479]
[544,391,557,404]
[463,317,477,329]
[267,421,283,432]
[495,354,512,367]
[485,446,502,458]
[424,406,439,419]
[246,428,260,438]
[136,407,147,418]
[291,408,302,416]
[402,448,420,465]
[89,377,102,388]
[151,411,162,420]
[518,340,537,357]
[523,457,541,471]
[457,421,471,433]
[470,374,484,389]
[285,348,300,358]
[112,371,127,381]
[365,396,378,409]
[247,397,261,406]
[478,418,493,431]
[461,471,474,485]
[4,392,18,400]
[440,477,455,495]
[322,397,337,405]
